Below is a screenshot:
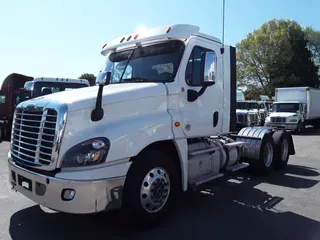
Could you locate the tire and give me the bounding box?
[296,121,304,134]
[272,130,290,170]
[0,127,3,143]
[251,133,275,175]
[122,149,179,229]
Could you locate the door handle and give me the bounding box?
[213,111,219,127]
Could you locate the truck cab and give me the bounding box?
[7,24,295,228]
[23,77,90,98]
[265,101,304,131]
[0,74,90,142]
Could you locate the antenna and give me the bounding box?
[221,0,225,54]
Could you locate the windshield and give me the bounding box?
[237,102,249,110]
[33,82,88,97]
[273,103,299,113]
[248,102,259,109]
[97,40,185,84]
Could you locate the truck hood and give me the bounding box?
[236,109,248,114]
[269,112,297,118]
[28,83,167,112]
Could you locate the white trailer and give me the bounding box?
[265,87,320,132]
[8,24,295,229]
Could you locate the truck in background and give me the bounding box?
[247,100,267,126]
[0,73,90,142]
[258,95,274,116]
[235,90,260,129]
[8,24,295,228]
[265,87,320,133]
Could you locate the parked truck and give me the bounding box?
[247,100,267,126]
[265,87,320,133]
[8,24,295,228]
[0,73,89,142]
[236,100,259,130]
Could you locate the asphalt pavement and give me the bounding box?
[0,128,320,240]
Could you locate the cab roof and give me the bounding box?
[274,101,301,104]
[100,24,222,56]
[32,77,89,85]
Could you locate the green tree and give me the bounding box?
[305,26,320,77]
[78,73,96,86]
[237,19,319,97]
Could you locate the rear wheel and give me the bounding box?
[122,149,179,229]
[251,133,275,175]
[272,131,290,170]
[0,127,3,143]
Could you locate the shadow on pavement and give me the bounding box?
[9,165,320,240]
[293,126,320,136]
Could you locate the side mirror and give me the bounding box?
[23,81,34,91]
[201,51,216,86]
[96,71,112,86]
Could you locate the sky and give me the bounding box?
[0,0,320,85]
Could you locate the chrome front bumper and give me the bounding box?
[264,122,298,130]
[9,159,126,214]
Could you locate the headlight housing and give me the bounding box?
[61,137,110,168]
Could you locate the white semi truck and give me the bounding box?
[265,87,320,133]
[8,24,295,228]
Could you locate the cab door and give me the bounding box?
[177,38,222,138]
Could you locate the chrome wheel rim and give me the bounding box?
[281,139,289,162]
[264,142,273,168]
[140,167,170,213]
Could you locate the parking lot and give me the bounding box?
[0,129,320,240]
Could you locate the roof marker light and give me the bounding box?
[134,34,139,39]
[127,35,132,41]
[102,43,107,49]
[120,37,125,43]
[166,27,171,33]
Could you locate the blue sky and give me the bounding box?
[1,0,319,85]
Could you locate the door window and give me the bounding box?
[185,46,217,86]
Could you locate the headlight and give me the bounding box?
[61,137,110,168]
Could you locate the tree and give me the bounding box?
[237,19,319,97]
[78,73,96,86]
[305,26,320,76]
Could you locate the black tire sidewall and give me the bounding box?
[273,131,290,169]
[251,133,275,175]
[0,127,3,143]
[122,149,179,228]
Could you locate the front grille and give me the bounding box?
[11,108,57,166]
[271,117,286,123]
[249,113,256,122]
[237,114,247,123]
[260,112,265,120]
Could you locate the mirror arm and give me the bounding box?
[197,85,208,97]
[91,85,104,122]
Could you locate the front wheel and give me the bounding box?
[0,127,3,143]
[296,121,304,134]
[122,149,179,229]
